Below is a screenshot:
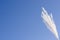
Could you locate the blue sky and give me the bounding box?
[0,0,60,40]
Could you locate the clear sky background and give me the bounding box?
[0,0,60,40]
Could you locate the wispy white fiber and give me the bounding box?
[41,7,59,40]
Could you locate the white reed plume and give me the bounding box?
[41,7,59,40]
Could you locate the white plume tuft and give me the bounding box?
[41,7,59,40]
